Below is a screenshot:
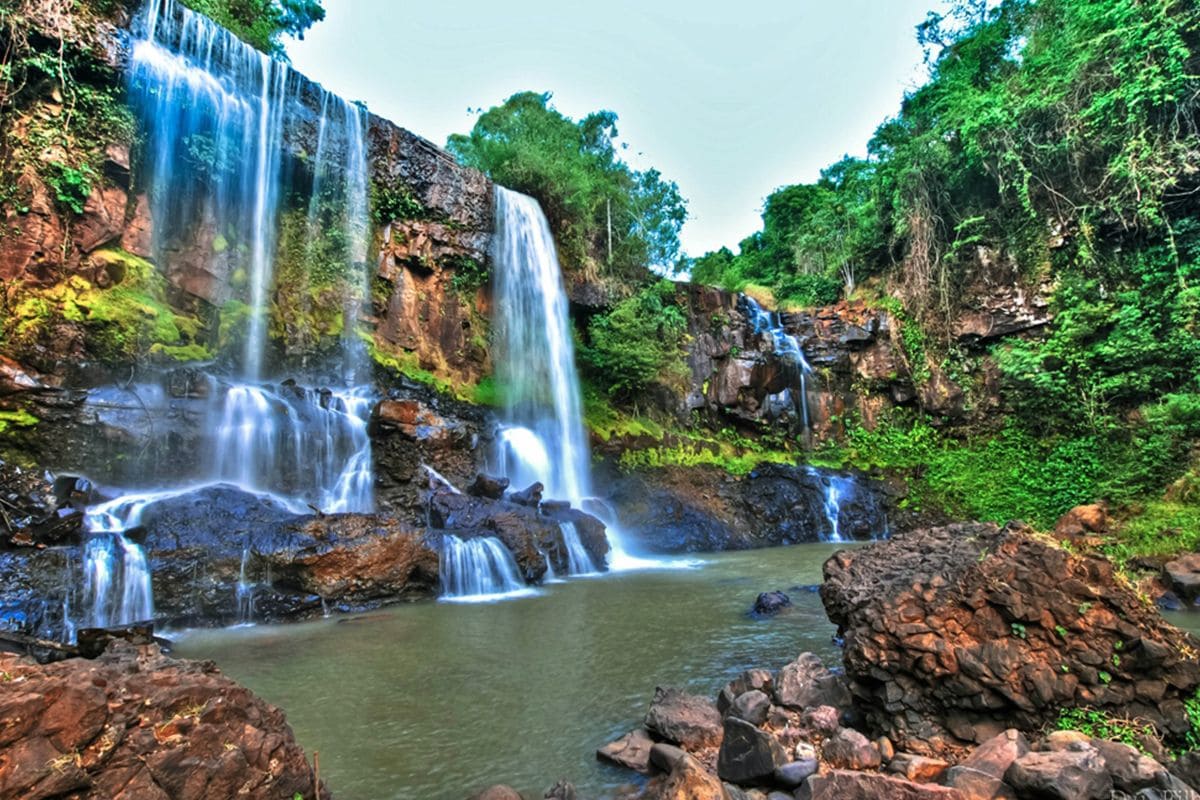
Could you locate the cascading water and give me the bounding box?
[440,535,534,602]
[559,522,598,575]
[490,188,591,504]
[68,0,376,634]
[490,188,661,569]
[745,297,813,434]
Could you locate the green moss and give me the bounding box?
[0,409,39,436]
[2,249,208,362]
[617,445,795,476]
[149,342,213,362]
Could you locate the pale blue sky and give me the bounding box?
[287,1,945,256]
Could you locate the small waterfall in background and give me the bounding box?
[490,187,656,569]
[67,0,376,635]
[440,535,533,602]
[745,297,812,434]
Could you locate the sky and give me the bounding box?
[287,1,945,258]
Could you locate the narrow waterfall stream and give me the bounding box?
[745,296,813,433]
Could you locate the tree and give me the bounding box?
[181,0,325,54]
[447,92,686,277]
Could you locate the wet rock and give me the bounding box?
[650,743,689,773]
[799,770,968,799]
[645,687,724,750]
[0,459,83,548]
[544,780,577,800]
[510,482,544,507]
[0,640,327,799]
[821,523,1200,752]
[773,652,849,711]
[1165,554,1200,603]
[729,690,771,726]
[716,716,788,785]
[1005,748,1112,800]
[598,728,655,773]
[822,728,882,771]
[752,591,791,617]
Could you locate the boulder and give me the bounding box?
[729,691,772,726]
[510,482,544,507]
[799,706,841,738]
[944,729,1028,800]
[647,754,730,800]
[543,781,577,800]
[752,591,792,617]
[1165,554,1200,603]
[799,771,967,799]
[598,728,654,773]
[716,717,788,785]
[650,743,689,774]
[0,460,83,548]
[0,641,327,799]
[821,523,1200,752]
[645,687,724,750]
[773,653,849,711]
[773,759,819,788]
[822,728,882,771]
[1004,748,1112,800]
[719,669,775,714]
[467,473,509,500]
[1054,504,1109,539]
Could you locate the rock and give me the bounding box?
[646,687,724,750]
[800,705,841,737]
[822,728,882,771]
[472,786,524,800]
[773,759,819,788]
[1172,750,1200,792]
[648,754,730,800]
[944,729,1028,800]
[1005,748,1112,800]
[1054,504,1109,538]
[0,641,327,799]
[650,743,689,773]
[877,736,896,762]
[598,728,654,773]
[719,670,776,714]
[730,691,772,726]
[510,482,544,507]
[821,523,1200,752]
[1165,554,1200,603]
[0,459,84,548]
[716,716,788,785]
[1088,738,1175,795]
[543,781,577,800]
[773,653,849,711]
[888,754,949,783]
[799,770,968,799]
[752,591,792,617]
[1045,730,1093,751]
[468,473,510,500]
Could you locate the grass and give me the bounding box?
[1055,707,1160,755]
[0,409,38,436]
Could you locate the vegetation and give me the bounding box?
[447,91,686,278]
[1055,707,1160,755]
[578,279,689,400]
[179,0,325,55]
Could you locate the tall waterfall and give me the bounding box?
[491,188,591,503]
[71,0,376,633]
[745,297,813,433]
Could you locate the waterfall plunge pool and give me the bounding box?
[174,543,852,800]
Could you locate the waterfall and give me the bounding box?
[559,522,598,575]
[67,0,377,635]
[439,535,534,602]
[491,188,591,503]
[806,467,857,543]
[745,297,812,433]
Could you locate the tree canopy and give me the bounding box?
[447,91,687,279]
[181,0,325,55]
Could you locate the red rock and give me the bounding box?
[802,770,967,799]
[72,182,128,253]
[0,641,328,799]
[1055,504,1109,538]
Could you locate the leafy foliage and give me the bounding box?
[447,92,687,277]
[179,0,325,55]
[579,280,689,399]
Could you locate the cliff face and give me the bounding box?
[0,0,493,388]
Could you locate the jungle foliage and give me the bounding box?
[447,91,687,279]
[179,0,324,55]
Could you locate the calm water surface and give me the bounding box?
[175,544,850,800]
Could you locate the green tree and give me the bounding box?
[447,91,686,278]
[181,0,325,55]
